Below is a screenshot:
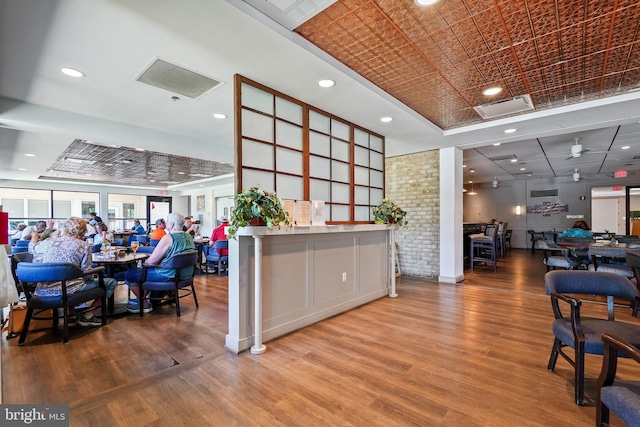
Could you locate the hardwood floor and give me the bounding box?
[3,248,639,426]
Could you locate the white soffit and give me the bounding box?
[473,94,535,119]
[242,0,338,30]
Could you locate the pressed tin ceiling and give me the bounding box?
[42,140,234,188]
[294,0,640,130]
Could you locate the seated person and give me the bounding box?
[11,224,27,245]
[88,212,103,226]
[558,220,593,238]
[124,213,195,314]
[150,219,167,241]
[183,216,198,237]
[39,219,59,241]
[129,219,145,234]
[93,222,114,245]
[210,215,230,256]
[21,220,46,240]
[28,216,118,327]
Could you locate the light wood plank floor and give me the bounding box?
[3,249,640,426]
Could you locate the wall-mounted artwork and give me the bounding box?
[527,203,568,216]
[197,195,205,212]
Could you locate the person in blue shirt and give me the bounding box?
[558,220,592,238]
[129,219,145,234]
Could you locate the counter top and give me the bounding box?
[232,224,394,237]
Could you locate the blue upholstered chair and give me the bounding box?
[545,270,640,405]
[204,240,229,276]
[596,333,640,427]
[538,240,580,271]
[469,223,498,271]
[137,250,198,317]
[130,235,148,245]
[11,239,30,254]
[150,239,160,247]
[16,262,107,344]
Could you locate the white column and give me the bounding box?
[250,235,266,355]
[389,227,398,298]
[439,147,465,283]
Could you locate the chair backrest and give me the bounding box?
[17,262,85,284]
[160,250,199,270]
[545,270,640,301]
[133,235,149,244]
[543,231,556,241]
[210,240,228,256]
[113,238,124,246]
[626,250,640,269]
[484,223,497,238]
[11,252,33,286]
[92,243,102,253]
[150,239,160,247]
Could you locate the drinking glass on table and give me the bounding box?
[131,240,139,253]
[101,241,111,257]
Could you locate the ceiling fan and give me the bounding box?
[566,138,589,159]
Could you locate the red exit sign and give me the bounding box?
[612,186,622,191]
[614,170,628,178]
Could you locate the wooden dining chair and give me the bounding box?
[545,270,640,405]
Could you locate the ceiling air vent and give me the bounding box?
[474,94,534,119]
[530,189,558,198]
[135,58,223,99]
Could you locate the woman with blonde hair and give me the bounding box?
[28,216,118,326]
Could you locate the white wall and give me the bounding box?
[178,175,234,238]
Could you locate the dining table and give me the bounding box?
[192,236,210,274]
[92,251,150,314]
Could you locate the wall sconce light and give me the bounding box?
[515,205,522,216]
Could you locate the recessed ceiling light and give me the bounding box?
[463,164,467,168]
[212,113,227,119]
[414,0,439,5]
[520,167,526,171]
[510,157,518,163]
[60,67,85,78]
[18,168,27,171]
[493,142,501,146]
[121,160,132,164]
[504,128,517,134]
[104,163,113,166]
[621,146,630,150]
[317,79,336,88]
[483,87,502,96]
[380,117,393,123]
[24,153,36,157]
[178,172,185,175]
[135,148,145,152]
[470,168,475,173]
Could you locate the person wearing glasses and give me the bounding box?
[150,219,167,241]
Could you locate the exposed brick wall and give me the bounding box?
[385,150,440,278]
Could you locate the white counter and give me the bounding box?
[225,224,395,353]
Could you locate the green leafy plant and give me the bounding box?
[372,199,408,228]
[227,185,292,239]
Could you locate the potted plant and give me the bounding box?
[227,185,293,239]
[372,199,408,228]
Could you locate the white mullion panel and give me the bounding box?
[354,146,369,166]
[310,131,330,156]
[309,110,330,133]
[331,204,349,221]
[242,109,274,143]
[354,166,369,185]
[309,155,330,180]
[370,170,384,188]
[370,135,383,152]
[331,119,350,140]
[354,186,369,205]
[276,147,303,175]
[275,96,302,125]
[276,174,303,200]
[370,188,384,206]
[355,206,371,221]
[370,151,384,170]
[242,83,274,114]
[242,139,274,170]
[242,169,274,193]
[310,179,330,201]
[331,160,349,183]
[276,119,303,150]
[354,128,369,147]
[331,138,349,162]
[332,182,350,204]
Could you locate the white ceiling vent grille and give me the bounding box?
[135,58,223,99]
[474,94,534,119]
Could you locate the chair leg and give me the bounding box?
[575,342,586,406]
[547,337,561,371]
[62,310,70,344]
[101,293,107,326]
[174,284,181,317]
[18,308,34,345]
[596,402,609,427]
[191,284,199,308]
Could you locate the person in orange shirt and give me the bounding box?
[150,218,167,241]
